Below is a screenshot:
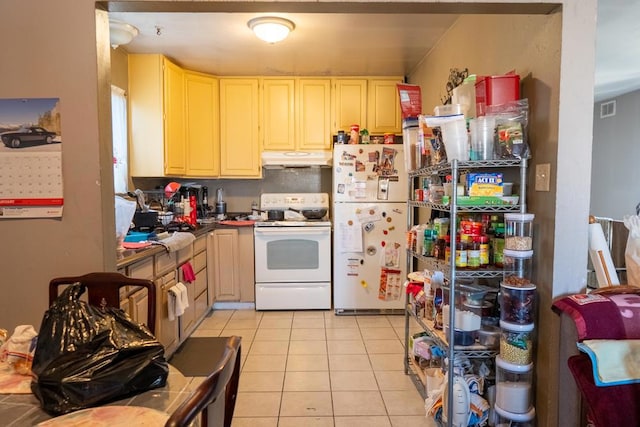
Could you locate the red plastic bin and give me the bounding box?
[475,74,520,116]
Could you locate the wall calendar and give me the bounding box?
[0,98,63,218]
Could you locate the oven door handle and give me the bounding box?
[254,228,330,236]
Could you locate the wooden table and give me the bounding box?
[0,365,196,425]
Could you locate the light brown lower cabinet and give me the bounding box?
[209,228,241,301]
[156,270,180,356]
[208,227,255,303]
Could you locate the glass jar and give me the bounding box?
[479,235,490,267]
[455,240,468,268]
[468,238,480,269]
[504,213,535,251]
[492,230,505,268]
[500,282,536,324]
[434,238,446,260]
[444,235,452,264]
[503,249,534,285]
[495,356,534,414]
[500,321,534,365]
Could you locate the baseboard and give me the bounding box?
[213,301,256,310]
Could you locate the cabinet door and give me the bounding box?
[179,280,196,338]
[163,58,186,175]
[219,78,261,177]
[211,228,241,301]
[237,227,255,302]
[333,79,367,134]
[262,78,295,151]
[128,54,164,177]
[297,78,332,151]
[157,272,179,355]
[185,71,220,177]
[129,287,150,330]
[367,78,402,134]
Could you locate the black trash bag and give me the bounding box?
[31,282,168,415]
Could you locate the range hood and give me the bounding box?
[261,151,333,168]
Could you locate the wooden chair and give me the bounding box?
[49,272,156,335]
[165,336,242,427]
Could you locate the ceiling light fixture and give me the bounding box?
[109,19,139,49]
[248,17,295,44]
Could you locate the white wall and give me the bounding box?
[591,89,640,219]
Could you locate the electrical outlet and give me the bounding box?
[535,163,551,192]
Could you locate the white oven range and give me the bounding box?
[254,193,332,310]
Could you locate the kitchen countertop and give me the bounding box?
[116,218,255,269]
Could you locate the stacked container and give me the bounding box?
[498,212,536,425]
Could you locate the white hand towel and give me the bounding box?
[175,282,189,312]
[167,286,179,321]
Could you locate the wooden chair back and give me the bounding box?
[49,272,156,335]
[165,336,242,427]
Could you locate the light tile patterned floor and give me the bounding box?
[192,309,438,427]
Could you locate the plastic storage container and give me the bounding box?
[495,356,533,414]
[440,116,469,161]
[500,321,534,365]
[444,326,477,346]
[500,281,536,324]
[504,213,534,251]
[434,104,464,116]
[502,249,534,285]
[469,116,495,160]
[477,325,501,348]
[475,74,521,117]
[402,118,419,171]
[494,405,536,427]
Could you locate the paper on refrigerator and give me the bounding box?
[338,220,363,253]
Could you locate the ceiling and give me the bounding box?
[109,12,459,77]
[594,0,640,101]
[109,0,640,102]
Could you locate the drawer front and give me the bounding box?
[193,235,207,254]
[127,257,154,280]
[194,290,208,321]
[156,270,176,286]
[194,267,207,297]
[155,251,176,276]
[176,245,193,265]
[193,251,207,273]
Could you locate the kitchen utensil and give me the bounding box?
[287,207,328,220]
[256,209,285,221]
[215,187,227,217]
[127,191,144,211]
[134,189,149,212]
[157,211,174,226]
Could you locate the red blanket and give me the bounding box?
[552,288,640,340]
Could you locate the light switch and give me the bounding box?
[535,163,551,192]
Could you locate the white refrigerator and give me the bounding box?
[332,144,408,313]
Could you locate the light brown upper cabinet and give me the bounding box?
[367,78,403,134]
[184,71,220,177]
[129,54,186,176]
[332,79,368,135]
[296,78,332,151]
[219,78,262,178]
[261,78,296,151]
